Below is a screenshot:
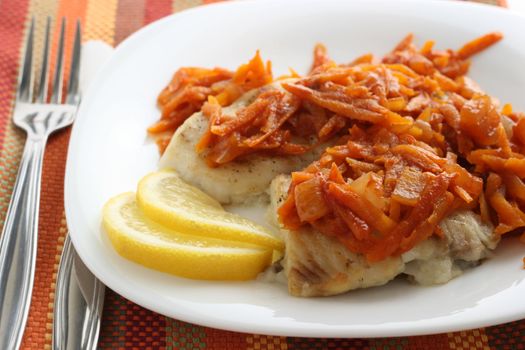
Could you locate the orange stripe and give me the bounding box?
[246,334,288,350]
[447,330,491,350]
[49,0,88,103]
[172,0,203,13]
[84,0,119,45]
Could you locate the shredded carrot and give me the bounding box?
[456,32,503,59]
[151,32,525,262]
[311,43,333,72]
[277,32,525,262]
[148,52,273,151]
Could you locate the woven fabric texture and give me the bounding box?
[0,0,519,349]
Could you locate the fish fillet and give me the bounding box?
[269,174,500,297]
[159,81,324,204]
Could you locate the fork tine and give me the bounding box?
[66,20,82,105]
[17,17,35,102]
[50,18,66,104]
[35,17,51,103]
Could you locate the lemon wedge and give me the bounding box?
[103,192,273,280]
[136,169,284,251]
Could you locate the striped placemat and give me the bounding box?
[0,0,520,349]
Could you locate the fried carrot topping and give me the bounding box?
[278,125,473,262]
[152,32,525,262]
[149,51,273,152]
[278,32,525,262]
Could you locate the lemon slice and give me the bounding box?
[136,169,284,251]
[103,192,273,280]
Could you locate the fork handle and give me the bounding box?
[0,136,47,350]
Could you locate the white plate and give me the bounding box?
[66,0,525,337]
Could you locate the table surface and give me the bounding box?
[0,0,524,349]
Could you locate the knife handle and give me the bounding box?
[53,235,104,350]
[0,137,47,350]
[53,234,74,349]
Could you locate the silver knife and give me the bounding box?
[53,40,113,350]
[53,235,105,350]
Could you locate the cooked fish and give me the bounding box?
[269,174,500,297]
[403,210,499,285]
[284,227,405,297]
[159,82,324,204]
[270,175,404,296]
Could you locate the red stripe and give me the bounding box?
[0,0,30,153]
[124,298,167,349]
[144,0,172,25]
[99,290,129,349]
[115,0,146,45]
[407,334,451,349]
[204,327,248,350]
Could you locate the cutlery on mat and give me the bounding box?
[0,17,81,349]
[52,40,114,350]
[53,235,105,350]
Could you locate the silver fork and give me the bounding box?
[0,17,81,350]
